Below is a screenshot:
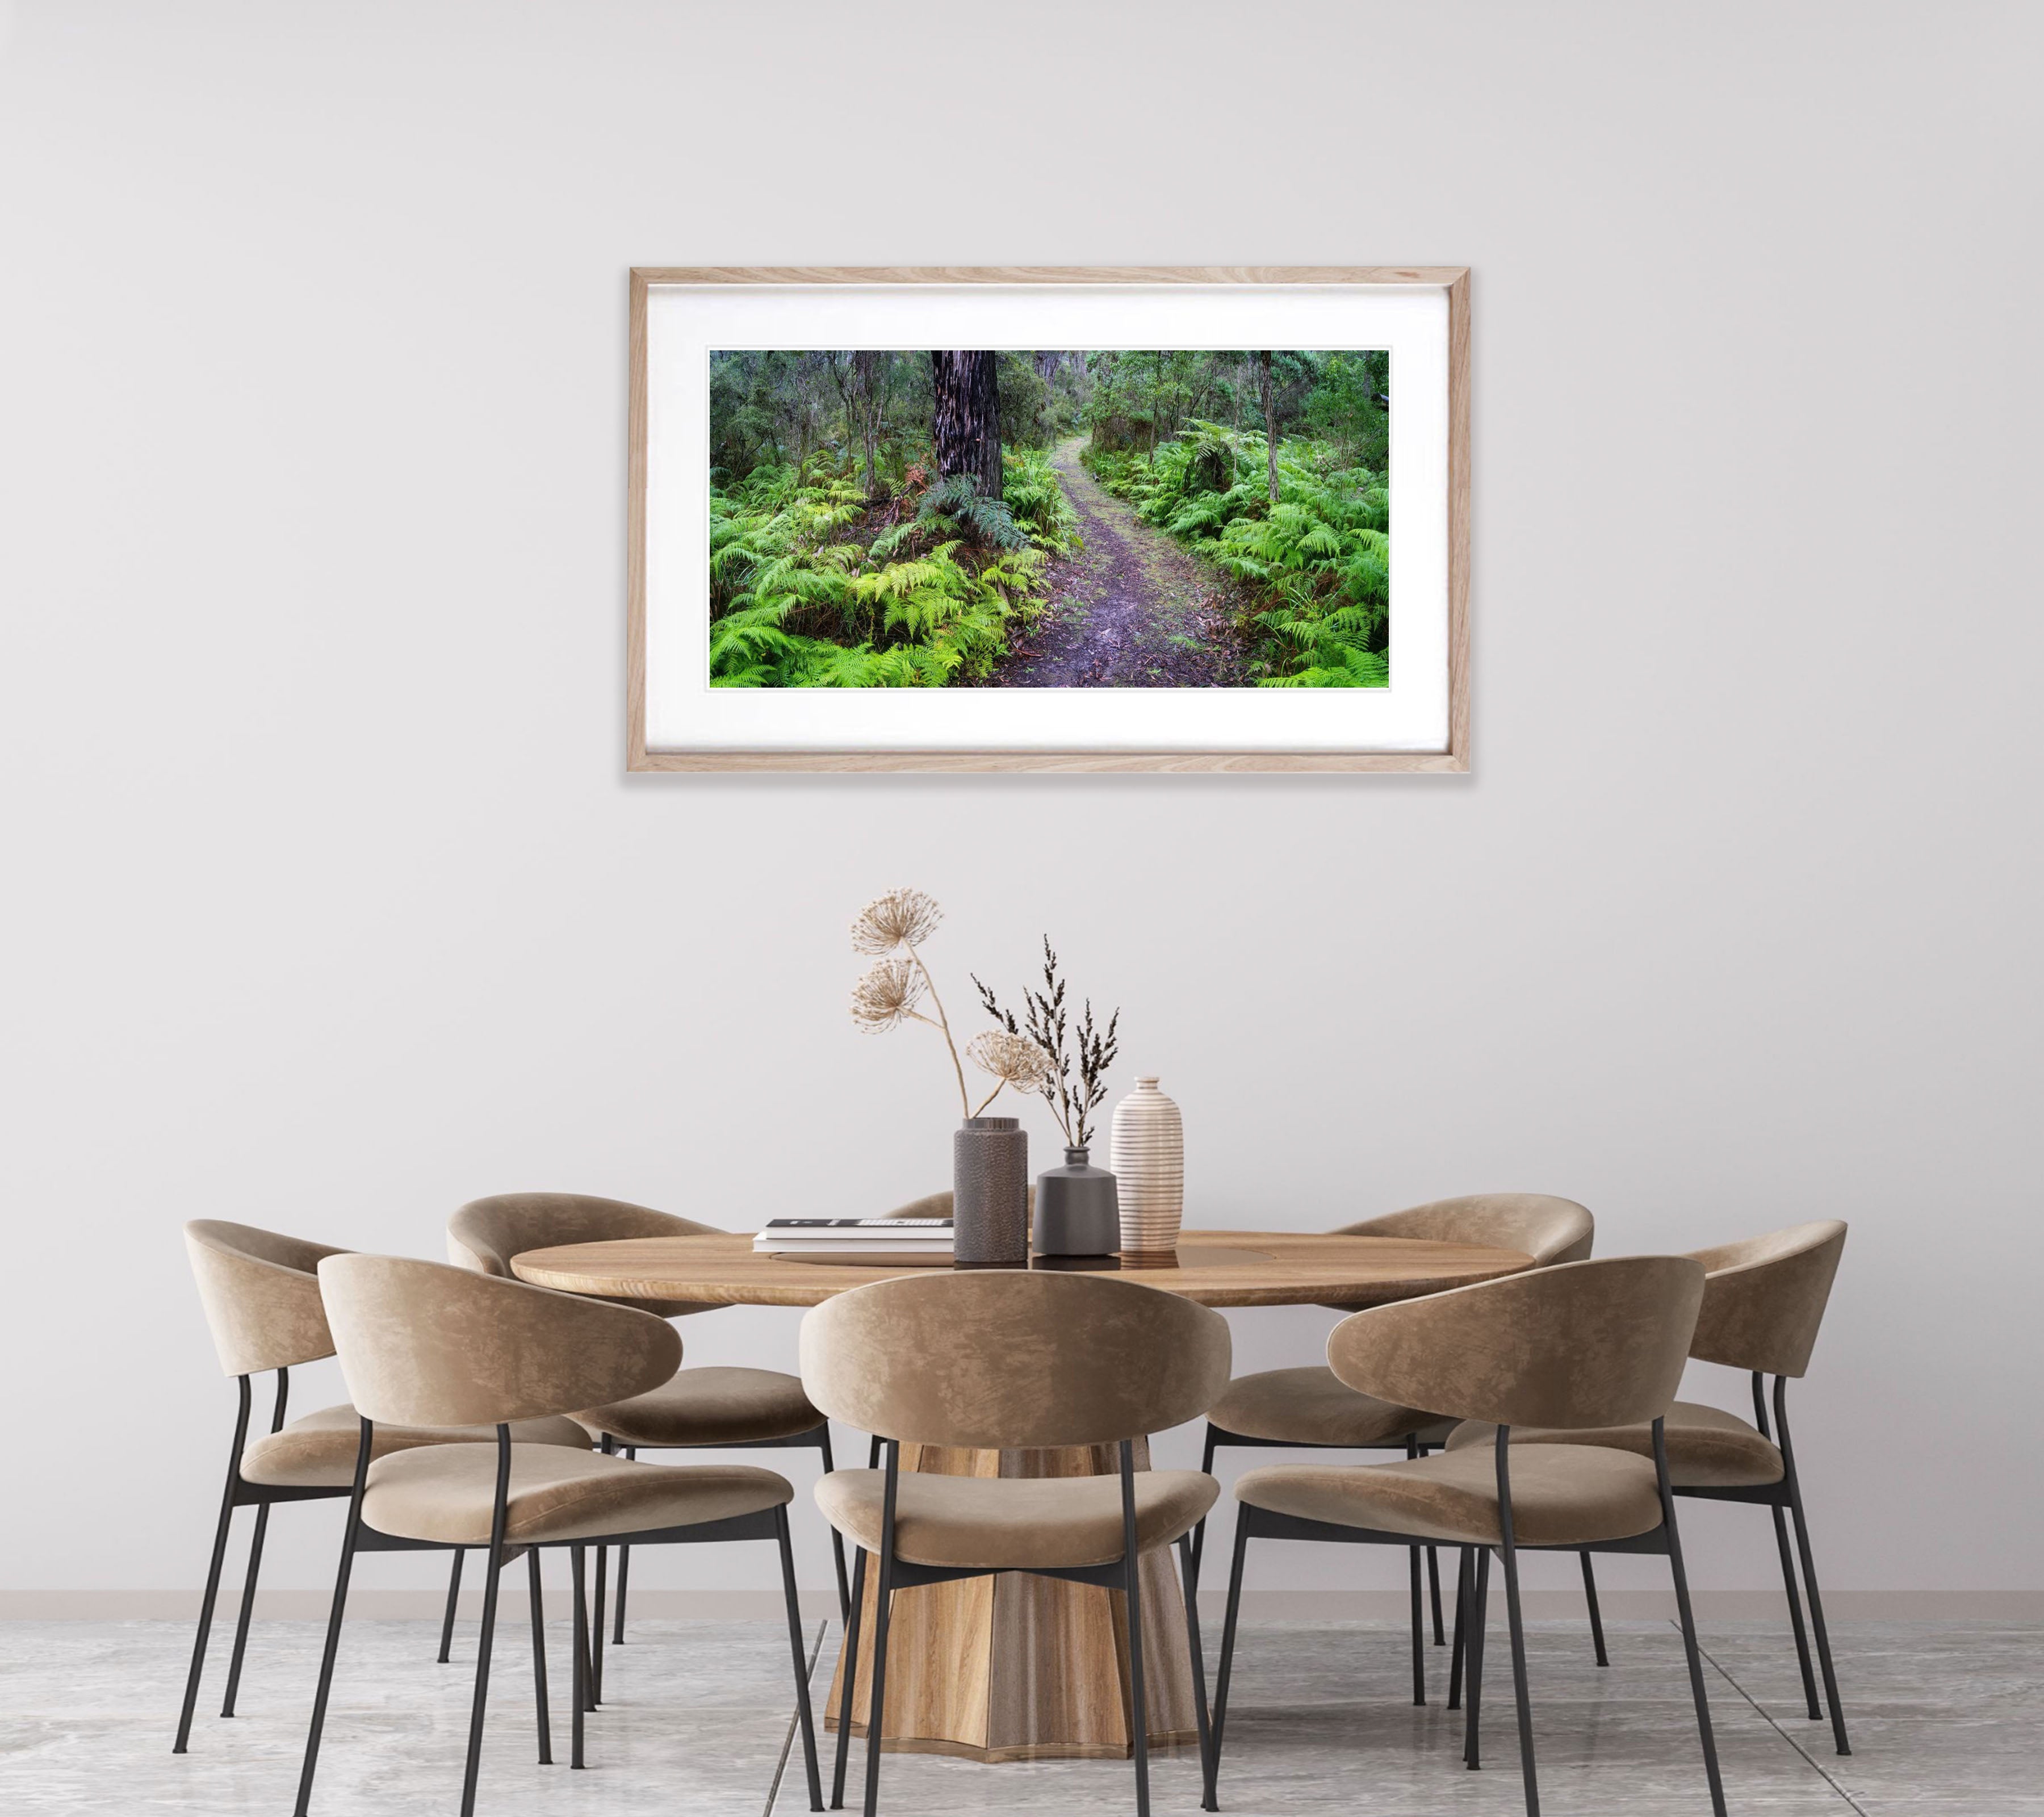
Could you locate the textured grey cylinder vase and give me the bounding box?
[1032,1146,1120,1257]
[953,1116,1028,1267]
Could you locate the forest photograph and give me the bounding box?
[707,349,1391,689]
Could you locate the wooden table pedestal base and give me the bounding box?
[823,1438,1200,1763]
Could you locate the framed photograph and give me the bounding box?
[627,267,1468,773]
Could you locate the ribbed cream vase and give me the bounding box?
[1109,1075,1184,1256]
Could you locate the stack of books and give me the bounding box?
[752,1216,956,1262]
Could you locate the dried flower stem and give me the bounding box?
[906,947,971,1120]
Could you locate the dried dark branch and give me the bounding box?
[974,937,1121,1148]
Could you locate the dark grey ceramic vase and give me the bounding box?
[953,1116,1028,1267]
[1032,1145,1120,1257]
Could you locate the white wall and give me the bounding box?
[2,1,2039,1614]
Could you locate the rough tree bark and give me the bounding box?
[931,351,1003,501]
[1257,350,1279,503]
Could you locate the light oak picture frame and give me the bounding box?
[627,267,1469,773]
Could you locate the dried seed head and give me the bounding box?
[966,1029,1056,1091]
[851,887,944,955]
[849,957,926,1032]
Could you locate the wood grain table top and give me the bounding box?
[508,1229,1534,1309]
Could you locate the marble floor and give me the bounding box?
[2,1616,2037,1815]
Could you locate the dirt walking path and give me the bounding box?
[988,437,1249,688]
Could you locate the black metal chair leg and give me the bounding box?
[456,1430,513,1817]
[1176,1533,1214,1786]
[1402,1435,1427,1699]
[1580,1551,1609,1667]
[1753,1371,1823,1722]
[222,1368,289,1720]
[816,1425,852,1626]
[1189,1425,1218,1590]
[1655,1420,1728,1817]
[1448,1547,1469,1710]
[291,1524,358,1816]
[437,1550,464,1664]
[1409,1546,1426,1705]
[590,1545,607,1705]
[576,1546,598,1714]
[1496,1431,1541,1817]
[1204,1517,1250,1811]
[1119,1441,1151,1817]
[1498,1539,1539,1815]
[589,1435,613,1698]
[294,1420,372,1817]
[1464,1547,1489,1769]
[1125,1553,1152,1817]
[175,1376,250,1752]
[218,1502,270,1720]
[1428,1545,1446,1646]
[569,1545,589,1769]
[861,1550,894,1817]
[1769,1505,1821,1718]
[775,1508,825,1811]
[1785,1468,1849,1752]
[831,1547,866,1809]
[526,1551,552,1764]
[610,1446,635,1645]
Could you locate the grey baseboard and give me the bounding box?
[4,1587,2038,1621]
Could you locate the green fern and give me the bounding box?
[1084,419,1388,688]
[917,474,1027,550]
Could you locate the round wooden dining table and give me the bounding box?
[511,1229,1532,1764]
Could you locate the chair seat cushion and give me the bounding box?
[815,1468,1218,1571]
[580,1366,823,1448]
[1443,1401,1786,1489]
[240,1403,590,1489]
[361,1443,793,1545]
[1207,1366,1442,1448]
[1234,1443,1664,1548]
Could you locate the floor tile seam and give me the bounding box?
[1677,1619,1864,1814]
[763,1618,827,1817]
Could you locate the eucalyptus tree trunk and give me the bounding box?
[931,351,1003,501]
[1258,350,1279,503]
[1150,350,1166,467]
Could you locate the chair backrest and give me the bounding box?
[447,1192,722,1319]
[1327,1255,1705,1430]
[185,1220,348,1376]
[1684,1220,1846,1378]
[317,1254,681,1429]
[878,1188,1034,1220]
[1338,1194,1595,1267]
[799,1271,1231,1450]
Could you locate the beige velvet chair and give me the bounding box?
[1207,1256,1725,1817]
[800,1270,1232,1817]
[296,1254,822,1817]
[1445,1219,1851,1753]
[874,1186,1032,1221]
[447,1192,851,1686]
[1191,1194,1596,1686]
[177,1221,589,1757]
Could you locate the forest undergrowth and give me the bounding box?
[1083,426,1389,687]
[709,449,1078,688]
